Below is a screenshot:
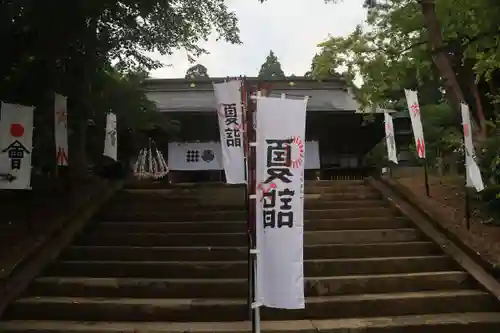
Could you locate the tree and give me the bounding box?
[185,64,210,79]
[312,0,500,131]
[258,50,286,79]
[310,0,500,183]
[0,0,242,185]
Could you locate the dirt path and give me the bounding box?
[396,173,500,267]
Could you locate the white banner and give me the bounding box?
[384,112,398,164]
[255,96,307,309]
[168,142,222,171]
[461,103,484,192]
[0,102,34,189]
[103,113,117,161]
[305,141,320,169]
[213,80,245,184]
[404,89,426,159]
[54,93,69,166]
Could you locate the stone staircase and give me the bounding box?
[1,180,500,332]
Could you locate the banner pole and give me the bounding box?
[241,78,252,319]
[243,78,259,333]
[423,158,430,197]
[465,183,471,230]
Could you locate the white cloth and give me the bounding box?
[0,102,34,189]
[168,142,223,170]
[384,112,398,164]
[305,141,321,169]
[54,93,69,166]
[213,80,245,184]
[103,113,118,161]
[461,103,484,191]
[255,95,307,309]
[404,89,426,159]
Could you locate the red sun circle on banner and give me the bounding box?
[289,136,305,169]
[10,123,25,137]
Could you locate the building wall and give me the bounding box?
[146,87,359,113]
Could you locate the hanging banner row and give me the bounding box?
[167,140,320,171]
[385,89,483,192]
[0,97,118,190]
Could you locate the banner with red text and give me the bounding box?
[404,89,426,159]
[461,103,484,192]
[103,113,118,161]
[255,95,307,309]
[384,112,398,164]
[54,93,69,166]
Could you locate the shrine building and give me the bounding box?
[143,76,392,182]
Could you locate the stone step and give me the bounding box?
[27,271,472,299]
[63,241,441,261]
[94,217,412,234]
[119,186,375,197]
[78,229,421,247]
[114,190,381,203]
[44,256,457,279]
[5,290,498,322]
[3,313,500,332]
[99,207,399,222]
[106,199,384,211]
[124,180,366,190]
[3,312,500,333]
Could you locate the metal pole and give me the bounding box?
[242,79,257,332]
[423,159,430,197]
[465,185,471,230]
[246,79,261,333]
[241,78,252,318]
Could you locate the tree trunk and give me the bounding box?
[420,0,469,120]
[469,75,487,138]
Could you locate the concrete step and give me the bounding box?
[94,217,412,233]
[63,241,442,261]
[44,256,457,279]
[124,180,366,190]
[78,229,421,247]
[3,313,500,332]
[99,207,399,222]
[114,190,382,203]
[27,271,472,299]
[106,199,384,211]
[5,290,498,322]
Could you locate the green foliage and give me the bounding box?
[258,50,286,79]
[0,0,241,180]
[185,64,210,79]
[480,185,500,213]
[419,103,462,164]
[312,0,500,187]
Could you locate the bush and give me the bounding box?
[480,185,500,213]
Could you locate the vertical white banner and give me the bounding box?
[404,89,426,159]
[384,112,398,164]
[0,102,34,189]
[103,112,117,161]
[255,96,307,309]
[461,103,484,192]
[54,93,69,166]
[305,141,321,169]
[213,80,245,184]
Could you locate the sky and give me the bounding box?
[149,0,367,79]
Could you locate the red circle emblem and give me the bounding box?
[290,136,305,169]
[10,123,24,137]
